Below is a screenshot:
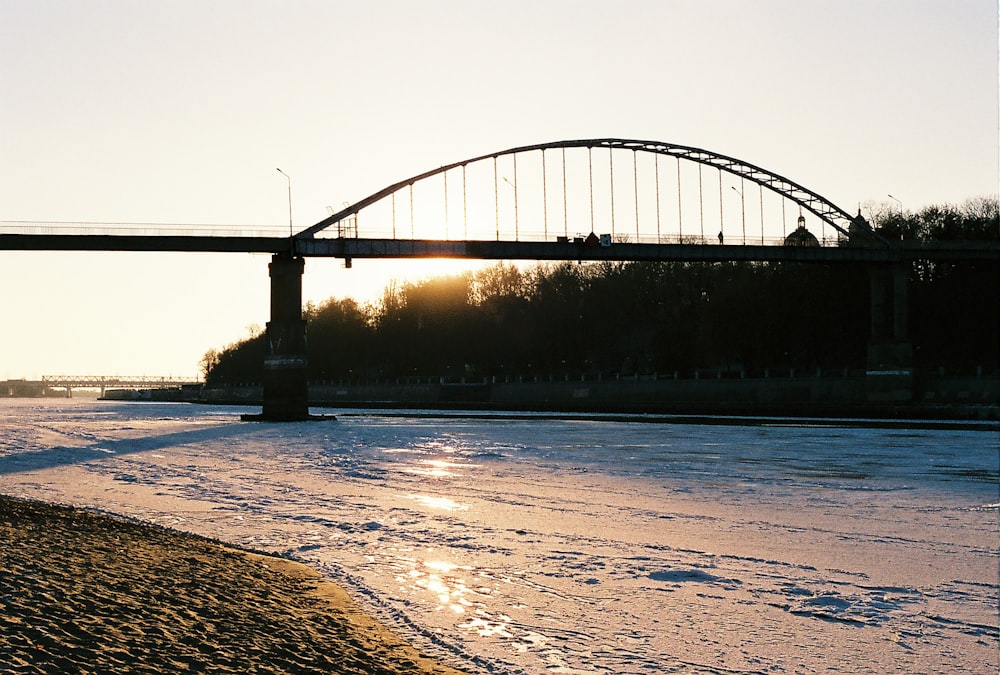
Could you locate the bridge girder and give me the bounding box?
[293,237,1000,263]
[297,138,884,244]
[40,376,201,388]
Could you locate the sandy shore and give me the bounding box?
[0,495,467,674]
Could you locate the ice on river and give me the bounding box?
[1,399,997,674]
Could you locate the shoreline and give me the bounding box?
[107,374,1000,422]
[0,494,468,675]
[181,397,1000,431]
[330,408,999,431]
[1,402,995,673]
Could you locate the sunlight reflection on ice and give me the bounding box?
[424,559,459,573]
[459,614,513,638]
[2,401,995,675]
[399,558,473,614]
[407,494,470,511]
[404,458,479,478]
[406,459,456,477]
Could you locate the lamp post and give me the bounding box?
[731,185,745,244]
[277,168,293,237]
[888,194,903,240]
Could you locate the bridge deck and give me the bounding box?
[2,233,995,263]
[0,234,288,254]
[40,376,201,389]
[301,237,1000,263]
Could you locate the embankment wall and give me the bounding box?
[193,372,998,419]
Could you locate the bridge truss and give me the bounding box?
[2,138,995,420]
[298,138,884,247]
[41,375,201,393]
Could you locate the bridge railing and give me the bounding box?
[315,224,848,248]
[0,222,288,238]
[301,139,876,248]
[41,376,202,389]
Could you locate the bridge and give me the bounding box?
[3,376,201,398]
[2,138,997,419]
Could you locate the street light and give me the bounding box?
[277,168,292,237]
[731,185,746,244]
[888,194,904,240]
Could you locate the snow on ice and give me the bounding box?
[1,399,996,674]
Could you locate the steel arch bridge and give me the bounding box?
[297,138,884,247]
[3,137,994,420]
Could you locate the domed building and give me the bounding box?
[847,209,878,246]
[784,214,820,247]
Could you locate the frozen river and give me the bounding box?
[1,399,997,673]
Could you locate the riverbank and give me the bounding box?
[0,495,467,675]
[186,371,1000,421]
[2,401,994,673]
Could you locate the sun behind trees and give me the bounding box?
[203,198,998,387]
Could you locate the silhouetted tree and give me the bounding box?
[306,298,373,380]
[202,198,998,385]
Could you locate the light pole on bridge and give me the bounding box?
[277,168,293,238]
[888,194,904,241]
[731,185,746,245]
[247,167,314,422]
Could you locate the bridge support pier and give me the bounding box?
[866,262,913,402]
[248,253,311,421]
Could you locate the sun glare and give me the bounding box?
[408,494,470,512]
[305,258,502,309]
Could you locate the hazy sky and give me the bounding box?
[1,0,997,379]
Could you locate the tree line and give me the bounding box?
[202,198,998,385]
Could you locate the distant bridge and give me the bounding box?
[2,137,997,419]
[41,376,201,396]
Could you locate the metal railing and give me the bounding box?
[310,224,845,248]
[0,221,288,238]
[41,375,201,389]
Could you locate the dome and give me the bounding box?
[784,215,819,247]
[847,210,877,246]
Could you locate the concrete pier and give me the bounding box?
[255,254,311,421]
[867,263,914,402]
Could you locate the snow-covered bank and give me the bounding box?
[1,399,996,674]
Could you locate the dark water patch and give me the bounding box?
[649,568,739,585]
[800,595,851,611]
[788,468,873,480]
[468,451,507,460]
[344,469,388,481]
[782,583,815,597]
[928,615,1000,639]
[790,609,867,626]
[932,467,998,482]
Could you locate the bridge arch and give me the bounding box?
[298,138,879,245]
